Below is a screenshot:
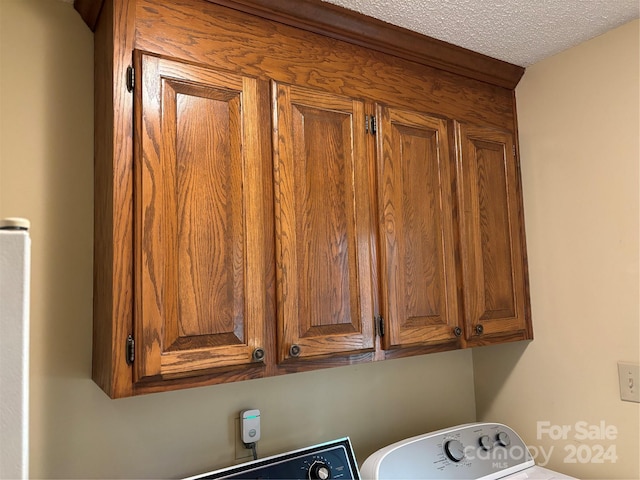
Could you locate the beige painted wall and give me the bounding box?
[0,1,477,478]
[474,20,640,480]
[3,2,637,479]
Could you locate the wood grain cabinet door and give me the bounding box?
[133,52,271,381]
[272,82,375,362]
[455,122,531,343]
[376,105,461,349]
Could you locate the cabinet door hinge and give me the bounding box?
[512,145,516,157]
[126,66,135,92]
[376,315,385,337]
[365,115,377,135]
[126,335,135,365]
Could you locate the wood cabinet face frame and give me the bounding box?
[83,0,532,397]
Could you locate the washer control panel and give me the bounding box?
[360,423,535,479]
[184,438,359,480]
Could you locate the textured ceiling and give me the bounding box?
[321,0,639,66]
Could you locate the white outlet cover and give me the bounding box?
[617,362,640,403]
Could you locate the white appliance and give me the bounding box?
[360,422,577,480]
[0,218,31,480]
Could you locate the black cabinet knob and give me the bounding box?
[252,347,265,362]
[289,344,301,357]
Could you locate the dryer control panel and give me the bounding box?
[184,437,360,480]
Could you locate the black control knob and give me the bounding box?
[308,461,331,480]
[497,431,511,447]
[444,439,465,462]
[479,435,493,451]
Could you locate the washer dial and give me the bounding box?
[479,435,493,451]
[497,431,511,447]
[444,439,465,462]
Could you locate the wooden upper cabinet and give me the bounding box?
[133,51,271,381]
[272,82,375,362]
[80,0,531,397]
[455,122,531,343]
[376,105,460,350]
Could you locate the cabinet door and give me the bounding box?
[376,105,460,349]
[134,52,270,381]
[455,122,531,342]
[272,82,375,362]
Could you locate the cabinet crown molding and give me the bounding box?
[73,0,525,89]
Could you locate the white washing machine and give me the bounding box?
[360,422,577,480]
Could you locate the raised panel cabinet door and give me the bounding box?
[376,105,460,349]
[134,51,270,381]
[455,122,531,342]
[272,81,375,362]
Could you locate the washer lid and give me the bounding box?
[500,465,578,479]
